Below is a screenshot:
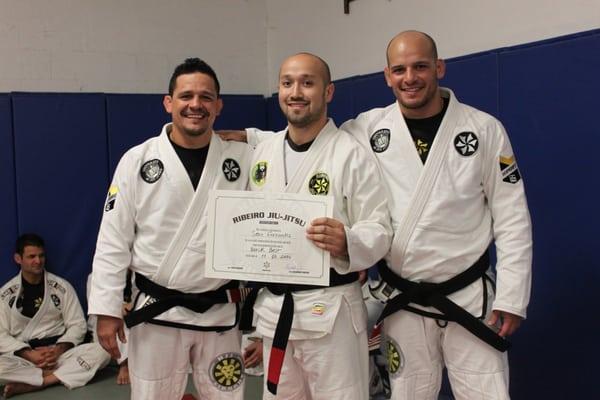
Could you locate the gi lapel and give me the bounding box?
[390,89,460,265]
[19,271,52,342]
[153,132,222,286]
[284,119,337,194]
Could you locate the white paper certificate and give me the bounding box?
[205,190,333,286]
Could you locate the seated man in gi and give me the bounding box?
[0,234,110,398]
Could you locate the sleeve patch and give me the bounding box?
[499,155,521,184]
[105,185,118,212]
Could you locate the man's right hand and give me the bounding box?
[16,347,49,368]
[97,315,126,360]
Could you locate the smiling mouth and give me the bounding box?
[182,112,208,120]
[401,87,423,93]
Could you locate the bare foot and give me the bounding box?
[3,382,43,398]
[116,362,130,385]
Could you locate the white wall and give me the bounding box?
[0,0,268,94]
[1,0,598,95]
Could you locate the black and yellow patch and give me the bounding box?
[370,129,391,153]
[309,172,330,195]
[251,161,268,186]
[209,352,244,391]
[385,337,404,377]
[104,185,118,212]
[454,131,479,156]
[140,159,164,183]
[222,158,241,182]
[499,155,521,184]
[414,138,429,156]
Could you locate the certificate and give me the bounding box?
[205,190,333,286]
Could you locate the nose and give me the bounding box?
[189,95,202,109]
[404,67,417,83]
[290,83,302,98]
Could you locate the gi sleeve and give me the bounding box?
[341,138,393,271]
[0,301,30,355]
[482,118,533,318]
[57,280,87,346]
[245,128,279,147]
[88,152,137,319]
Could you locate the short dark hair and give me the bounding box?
[15,233,45,255]
[168,58,221,97]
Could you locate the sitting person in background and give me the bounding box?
[0,233,110,398]
[86,270,133,385]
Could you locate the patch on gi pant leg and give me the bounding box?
[384,336,405,377]
[251,161,268,186]
[140,159,164,183]
[454,131,479,156]
[309,172,329,195]
[209,352,245,391]
[499,155,521,184]
[222,158,241,182]
[370,129,391,153]
[77,356,92,371]
[104,185,118,212]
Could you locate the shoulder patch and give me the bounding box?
[454,131,479,156]
[47,279,66,294]
[1,285,19,301]
[370,129,391,153]
[309,172,330,195]
[222,158,241,182]
[104,185,118,212]
[251,161,268,186]
[140,159,164,183]
[499,155,521,184]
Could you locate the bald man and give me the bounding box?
[245,53,392,400]
[338,31,533,400]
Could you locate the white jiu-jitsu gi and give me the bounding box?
[339,88,533,399]
[89,123,252,399]
[0,271,110,389]
[249,119,392,400]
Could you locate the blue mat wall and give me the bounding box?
[1,29,597,398]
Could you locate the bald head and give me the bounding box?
[280,52,331,85]
[386,30,438,65]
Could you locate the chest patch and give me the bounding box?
[222,158,241,182]
[140,159,164,183]
[370,129,391,153]
[251,161,268,186]
[309,172,330,195]
[454,131,479,156]
[51,294,61,309]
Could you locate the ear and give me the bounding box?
[216,98,223,116]
[14,253,21,266]
[436,59,446,80]
[384,66,393,88]
[325,83,335,104]
[163,95,173,114]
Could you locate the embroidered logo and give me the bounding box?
[77,356,92,371]
[309,172,329,195]
[454,132,479,156]
[311,303,325,316]
[499,155,521,184]
[140,159,164,183]
[209,352,244,391]
[370,129,391,153]
[385,337,405,377]
[414,138,429,157]
[251,161,268,186]
[51,294,61,310]
[104,185,118,212]
[222,158,241,182]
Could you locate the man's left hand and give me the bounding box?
[488,310,522,337]
[306,217,348,258]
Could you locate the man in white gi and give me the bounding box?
[0,234,110,398]
[338,31,533,400]
[244,53,392,400]
[88,58,252,399]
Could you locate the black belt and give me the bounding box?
[241,270,359,395]
[377,252,511,352]
[29,334,61,348]
[124,274,248,329]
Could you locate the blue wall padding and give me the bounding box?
[351,72,395,115]
[106,94,169,176]
[497,31,600,399]
[327,77,356,126]
[11,93,109,305]
[441,51,499,117]
[0,95,18,285]
[266,95,287,132]
[214,94,267,131]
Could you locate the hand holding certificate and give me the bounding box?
[205,190,333,286]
